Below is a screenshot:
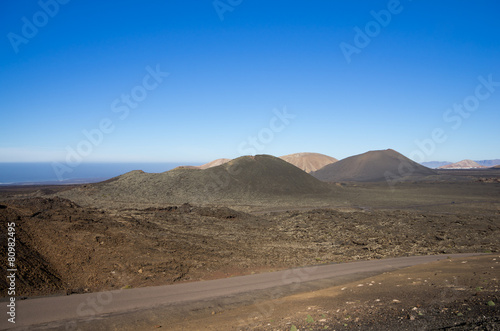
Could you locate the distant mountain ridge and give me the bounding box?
[422,159,500,168]
[438,160,486,169]
[475,159,500,167]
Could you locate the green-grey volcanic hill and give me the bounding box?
[311,149,437,182]
[58,155,332,206]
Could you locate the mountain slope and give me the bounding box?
[279,153,338,173]
[198,158,231,169]
[312,149,437,182]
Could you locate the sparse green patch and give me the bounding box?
[290,325,297,331]
[487,300,495,306]
[306,314,315,323]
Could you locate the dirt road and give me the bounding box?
[2,254,482,330]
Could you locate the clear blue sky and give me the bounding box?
[1,0,499,164]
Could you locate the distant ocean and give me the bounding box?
[0,162,201,185]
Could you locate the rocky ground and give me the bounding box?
[0,178,499,330]
[0,192,499,298]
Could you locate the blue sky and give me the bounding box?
[1,0,499,164]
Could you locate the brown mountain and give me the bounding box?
[311,149,437,182]
[438,160,486,169]
[198,158,231,169]
[279,152,338,173]
[173,158,231,171]
[59,155,331,206]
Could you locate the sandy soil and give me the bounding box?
[166,255,499,330]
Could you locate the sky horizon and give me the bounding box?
[2,1,499,166]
